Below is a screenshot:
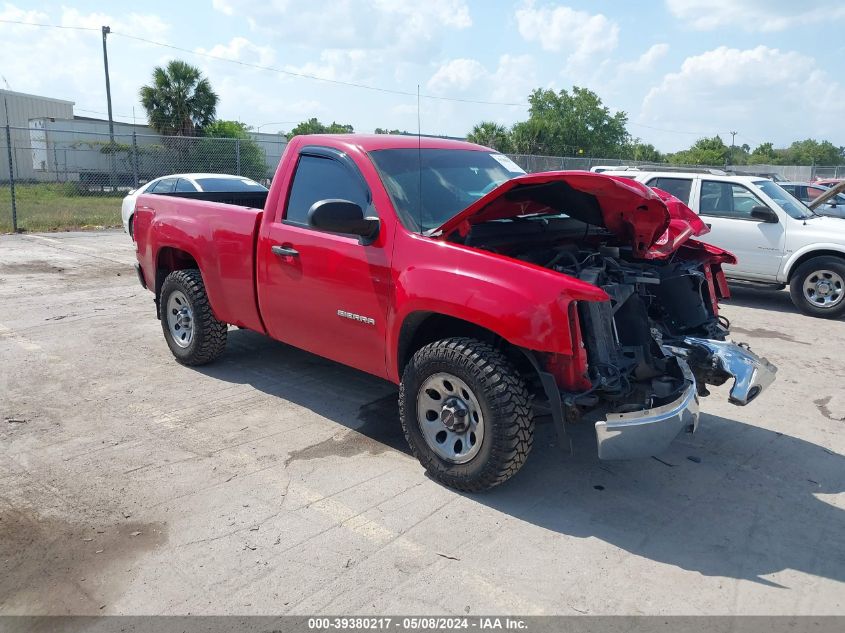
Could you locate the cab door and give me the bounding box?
[256,147,392,379]
[694,180,785,279]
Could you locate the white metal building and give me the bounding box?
[0,89,74,181]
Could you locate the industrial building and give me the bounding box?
[1,88,287,186]
[1,89,74,181]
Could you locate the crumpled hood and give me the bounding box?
[431,171,710,259]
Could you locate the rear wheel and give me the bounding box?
[789,256,845,318]
[160,269,227,365]
[399,337,534,492]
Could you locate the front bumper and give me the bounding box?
[595,362,699,460]
[594,340,776,460]
[669,337,778,405]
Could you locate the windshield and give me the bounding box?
[195,177,267,192]
[368,148,526,231]
[755,180,815,219]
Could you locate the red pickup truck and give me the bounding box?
[133,134,776,491]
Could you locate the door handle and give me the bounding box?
[272,244,299,258]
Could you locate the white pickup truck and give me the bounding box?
[602,170,845,318]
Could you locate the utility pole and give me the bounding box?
[4,95,18,232]
[730,130,737,167]
[101,25,116,191]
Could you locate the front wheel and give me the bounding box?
[789,256,845,319]
[398,337,534,492]
[159,269,228,365]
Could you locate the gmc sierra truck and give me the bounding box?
[133,134,776,492]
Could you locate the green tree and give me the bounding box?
[139,60,218,136]
[782,139,844,165]
[748,142,781,164]
[191,120,268,180]
[375,127,409,134]
[669,136,730,166]
[288,118,354,136]
[508,119,549,154]
[623,139,665,162]
[466,121,512,152]
[522,86,630,156]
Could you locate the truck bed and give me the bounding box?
[156,190,269,209]
[134,193,266,332]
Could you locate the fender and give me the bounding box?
[780,243,845,283]
[135,193,265,332]
[386,232,608,381]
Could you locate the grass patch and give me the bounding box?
[0,183,123,233]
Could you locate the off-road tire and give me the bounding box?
[789,256,845,319]
[160,269,227,365]
[399,337,534,492]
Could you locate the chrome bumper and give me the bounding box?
[595,367,699,460]
[594,340,776,460]
[671,337,778,405]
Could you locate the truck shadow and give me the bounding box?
[723,284,799,315]
[198,329,845,587]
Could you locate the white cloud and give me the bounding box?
[426,59,487,94]
[0,5,172,121]
[425,55,536,103]
[490,54,537,103]
[515,1,618,65]
[641,46,845,151]
[666,0,845,32]
[283,49,372,83]
[210,0,471,62]
[196,37,276,67]
[620,44,669,74]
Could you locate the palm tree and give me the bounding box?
[140,60,218,136]
[467,121,512,152]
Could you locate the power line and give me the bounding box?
[628,121,719,137]
[0,17,99,31]
[111,31,529,107]
[0,18,528,107]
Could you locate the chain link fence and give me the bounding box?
[2,125,843,233]
[0,125,287,232]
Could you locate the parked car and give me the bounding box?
[600,170,845,318]
[121,173,267,238]
[815,178,843,188]
[131,135,776,491]
[779,182,845,218]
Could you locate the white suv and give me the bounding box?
[602,170,845,318]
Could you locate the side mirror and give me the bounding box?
[307,199,379,241]
[750,206,779,223]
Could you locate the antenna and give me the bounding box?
[417,84,423,234]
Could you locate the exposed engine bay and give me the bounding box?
[438,173,777,459]
[458,214,774,441]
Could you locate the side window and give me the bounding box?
[175,178,196,192]
[646,177,692,205]
[807,186,825,200]
[700,181,766,219]
[150,178,177,194]
[284,154,369,227]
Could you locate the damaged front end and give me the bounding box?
[561,242,776,460]
[436,171,777,460]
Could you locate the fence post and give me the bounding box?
[132,131,139,187]
[235,139,241,176]
[4,121,17,233]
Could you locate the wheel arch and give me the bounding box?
[785,248,845,281]
[155,246,201,316]
[396,311,536,381]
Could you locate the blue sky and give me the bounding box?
[3,0,845,152]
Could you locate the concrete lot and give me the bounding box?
[1,229,843,615]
